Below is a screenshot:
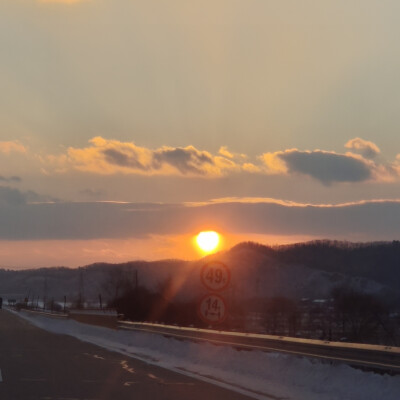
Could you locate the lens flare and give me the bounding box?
[196,231,220,253]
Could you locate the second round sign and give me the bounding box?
[200,261,230,292]
[197,293,227,325]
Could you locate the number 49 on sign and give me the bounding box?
[201,261,230,292]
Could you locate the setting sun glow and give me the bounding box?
[196,231,220,253]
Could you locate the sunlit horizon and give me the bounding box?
[0,233,335,269]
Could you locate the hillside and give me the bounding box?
[0,240,399,304]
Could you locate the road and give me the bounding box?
[0,310,254,400]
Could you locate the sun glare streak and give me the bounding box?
[196,231,220,253]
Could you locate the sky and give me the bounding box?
[1,0,400,267]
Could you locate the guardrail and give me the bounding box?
[118,321,400,374]
[7,306,68,319]
[9,306,118,328]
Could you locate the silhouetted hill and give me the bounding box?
[0,240,399,304]
[230,240,400,291]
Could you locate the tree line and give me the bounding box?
[103,268,400,346]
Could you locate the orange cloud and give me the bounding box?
[39,137,400,183]
[0,141,27,154]
[218,146,247,160]
[186,197,400,208]
[218,146,234,159]
[259,151,290,174]
[345,137,381,159]
[242,162,262,173]
[43,137,241,177]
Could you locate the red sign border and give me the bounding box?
[200,261,231,292]
[197,293,228,325]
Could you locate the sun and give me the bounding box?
[196,231,220,253]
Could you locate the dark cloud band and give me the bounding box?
[0,193,399,241]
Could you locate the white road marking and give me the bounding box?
[83,353,105,360]
[120,360,136,374]
[123,381,138,387]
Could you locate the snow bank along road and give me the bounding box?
[0,310,254,400]
[119,321,400,374]
[5,308,400,400]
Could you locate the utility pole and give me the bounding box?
[99,294,102,310]
[77,268,85,309]
[43,278,48,311]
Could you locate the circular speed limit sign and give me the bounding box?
[201,261,230,292]
[197,293,227,325]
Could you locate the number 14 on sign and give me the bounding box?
[197,294,227,324]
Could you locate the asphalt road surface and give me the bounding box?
[0,310,254,400]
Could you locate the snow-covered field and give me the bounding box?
[11,309,400,400]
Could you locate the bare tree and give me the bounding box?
[101,267,138,304]
[332,286,386,342]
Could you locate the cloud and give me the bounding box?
[218,146,247,160]
[0,141,27,154]
[0,197,400,241]
[79,188,106,198]
[0,176,21,183]
[261,149,374,184]
[259,138,400,184]
[43,137,240,177]
[280,150,373,184]
[345,138,381,159]
[0,186,28,206]
[242,163,263,173]
[218,146,234,159]
[39,137,400,184]
[152,146,216,176]
[103,148,148,171]
[0,186,57,206]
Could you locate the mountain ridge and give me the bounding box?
[0,240,399,304]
